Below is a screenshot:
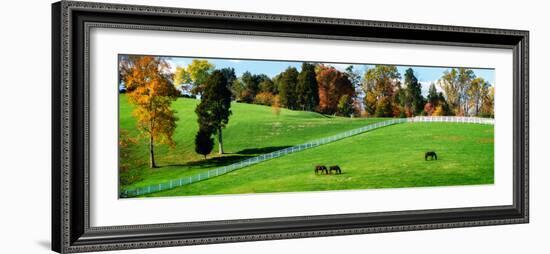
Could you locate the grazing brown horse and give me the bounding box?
[425,151,437,160]
[329,165,342,174]
[315,165,328,175]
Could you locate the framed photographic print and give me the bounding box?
[52,1,529,253]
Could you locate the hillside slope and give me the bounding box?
[119,95,384,189]
[145,122,494,197]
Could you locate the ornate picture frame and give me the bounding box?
[52,1,528,253]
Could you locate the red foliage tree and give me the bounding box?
[315,65,355,114]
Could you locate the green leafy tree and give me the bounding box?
[278,67,299,109]
[337,94,355,117]
[194,128,214,159]
[195,70,232,154]
[241,71,260,102]
[231,79,247,102]
[296,62,319,111]
[174,59,214,96]
[259,78,276,94]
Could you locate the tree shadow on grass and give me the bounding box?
[163,146,292,170]
[236,146,292,155]
[165,155,254,169]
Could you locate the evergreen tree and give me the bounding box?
[296,63,319,111]
[219,67,237,90]
[277,67,299,109]
[194,128,214,159]
[403,68,425,116]
[195,70,232,154]
[427,83,439,105]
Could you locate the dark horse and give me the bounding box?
[315,165,328,175]
[425,151,438,160]
[329,165,342,174]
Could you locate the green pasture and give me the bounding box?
[119,94,385,190]
[143,122,494,197]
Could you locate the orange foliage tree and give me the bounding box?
[120,56,178,168]
[362,65,401,117]
[315,65,355,114]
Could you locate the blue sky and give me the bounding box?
[166,56,495,96]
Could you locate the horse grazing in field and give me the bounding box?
[425,151,438,161]
[315,165,328,175]
[329,165,342,174]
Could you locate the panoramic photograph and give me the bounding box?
[118,55,495,198]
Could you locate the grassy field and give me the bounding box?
[143,122,494,197]
[119,94,385,190]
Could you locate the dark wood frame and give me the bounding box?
[52,1,529,253]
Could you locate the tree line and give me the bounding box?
[173,60,494,118]
[173,60,358,116]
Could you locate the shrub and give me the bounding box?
[254,92,275,106]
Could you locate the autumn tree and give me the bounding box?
[194,128,214,159]
[362,65,401,117]
[277,67,299,109]
[174,59,214,96]
[438,68,475,116]
[272,95,281,117]
[121,56,178,168]
[480,86,494,118]
[315,65,355,114]
[254,92,275,106]
[296,62,319,111]
[468,77,491,116]
[195,70,232,154]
